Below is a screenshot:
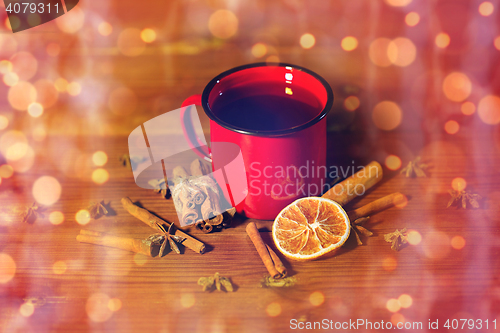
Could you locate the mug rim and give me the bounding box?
[201,62,333,137]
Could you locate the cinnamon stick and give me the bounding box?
[246,222,286,279]
[322,161,383,206]
[347,192,406,221]
[76,230,159,257]
[266,244,287,277]
[121,197,206,254]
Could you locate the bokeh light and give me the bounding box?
[442,72,471,102]
[0,34,18,57]
[33,176,62,206]
[108,298,122,312]
[398,294,413,308]
[53,260,67,274]
[32,125,46,142]
[435,33,450,48]
[208,10,238,39]
[300,33,316,49]
[391,313,405,326]
[451,235,466,250]
[54,78,69,92]
[67,82,82,96]
[108,87,138,115]
[19,302,35,317]
[46,43,60,57]
[423,232,451,259]
[6,142,28,161]
[56,7,85,33]
[92,151,108,166]
[495,36,500,50]
[92,168,109,184]
[386,298,401,312]
[76,210,91,225]
[3,72,19,86]
[405,12,420,26]
[341,36,358,51]
[0,253,16,283]
[479,1,494,16]
[27,102,44,118]
[382,257,397,271]
[310,291,325,306]
[266,302,282,317]
[478,95,500,125]
[385,155,402,170]
[407,230,422,245]
[387,37,416,67]
[0,130,27,156]
[10,52,37,81]
[372,101,403,131]
[98,22,113,36]
[369,38,392,67]
[452,177,467,191]
[8,81,37,110]
[266,55,280,64]
[461,101,476,115]
[180,293,195,308]
[86,293,113,322]
[344,96,360,111]
[27,13,42,27]
[251,43,267,58]
[385,0,412,7]
[0,60,13,74]
[49,211,64,225]
[92,168,109,185]
[5,16,20,31]
[118,28,146,57]
[0,164,14,178]
[34,79,59,109]
[133,253,148,266]
[140,28,156,43]
[444,120,459,134]
[0,116,9,130]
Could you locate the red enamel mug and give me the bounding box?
[181,63,333,220]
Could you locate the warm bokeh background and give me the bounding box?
[1,0,500,331]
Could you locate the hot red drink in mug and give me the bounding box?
[182,63,333,220]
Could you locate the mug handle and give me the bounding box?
[180,94,212,162]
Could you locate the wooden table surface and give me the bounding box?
[1,0,500,332]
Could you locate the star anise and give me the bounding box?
[87,201,108,219]
[148,178,169,198]
[401,156,428,178]
[447,190,482,209]
[22,202,43,224]
[119,154,147,171]
[155,222,186,256]
[261,275,297,288]
[351,217,373,245]
[198,272,233,292]
[384,228,408,251]
[119,154,131,169]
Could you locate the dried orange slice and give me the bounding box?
[272,197,350,261]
